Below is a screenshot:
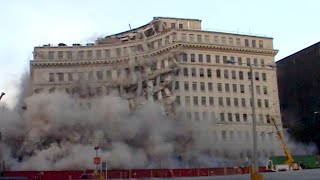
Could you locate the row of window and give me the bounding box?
[176,96,270,108]
[220,130,274,141]
[181,53,266,67]
[179,67,267,81]
[49,71,113,82]
[180,110,273,124]
[215,149,275,159]
[45,34,176,60]
[180,32,264,48]
[175,81,268,95]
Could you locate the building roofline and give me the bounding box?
[277,41,320,63]
[179,29,273,39]
[153,16,202,22]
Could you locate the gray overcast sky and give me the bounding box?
[0,0,319,106]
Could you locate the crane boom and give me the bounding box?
[271,117,299,170]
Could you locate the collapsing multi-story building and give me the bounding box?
[30,17,282,162]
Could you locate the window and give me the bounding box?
[215,55,220,63]
[259,40,263,48]
[171,23,176,28]
[252,40,256,48]
[232,84,237,93]
[256,86,261,95]
[48,51,54,60]
[67,51,72,59]
[206,54,211,63]
[189,34,194,42]
[106,70,112,80]
[226,97,231,106]
[203,111,208,120]
[96,71,103,80]
[243,114,248,122]
[197,35,202,42]
[181,33,187,41]
[266,115,271,123]
[245,39,249,47]
[116,48,121,57]
[208,82,213,92]
[220,113,225,122]
[87,50,93,59]
[217,83,222,92]
[175,96,180,105]
[57,73,64,81]
[182,53,188,62]
[104,49,110,58]
[191,54,195,62]
[234,98,239,107]
[175,81,180,90]
[207,69,212,78]
[198,54,203,62]
[184,82,189,91]
[223,56,227,64]
[224,70,229,79]
[231,70,236,79]
[248,72,252,80]
[241,98,246,107]
[209,97,214,106]
[238,57,242,64]
[88,71,94,80]
[199,68,204,78]
[216,69,221,78]
[78,51,84,59]
[49,73,55,82]
[264,99,269,108]
[246,58,250,66]
[259,114,264,123]
[262,73,267,81]
[205,35,210,43]
[239,71,244,80]
[255,72,259,80]
[236,38,241,46]
[229,37,233,45]
[96,50,101,59]
[221,37,226,44]
[183,68,188,77]
[235,113,240,122]
[261,59,265,67]
[58,51,63,59]
[179,24,183,29]
[191,68,196,77]
[201,96,206,106]
[172,32,177,41]
[257,99,262,108]
[214,36,219,44]
[199,82,205,91]
[68,73,73,81]
[219,97,223,106]
[193,113,200,122]
[240,84,245,93]
[228,113,232,121]
[225,84,230,93]
[192,82,197,91]
[263,86,268,95]
[193,96,198,105]
[221,130,226,139]
[184,96,191,106]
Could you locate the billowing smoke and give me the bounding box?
[0,72,317,171]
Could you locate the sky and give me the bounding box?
[0,0,319,107]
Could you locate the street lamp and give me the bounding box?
[225,60,276,174]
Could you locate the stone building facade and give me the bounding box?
[30,17,282,163]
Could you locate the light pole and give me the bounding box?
[0,92,5,142]
[225,60,276,174]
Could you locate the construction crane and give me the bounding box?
[270,117,300,171]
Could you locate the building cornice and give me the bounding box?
[31,42,277,68]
